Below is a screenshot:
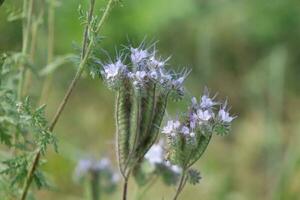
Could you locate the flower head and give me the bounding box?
[196,109,213,122]
[149,56,165,68]
[100,42,188,98]
[162,120,181,135]
[218,101,236,123]
[181,126,190,135]
[102,59,126,80]
[162,89,236,168]
[130,47,149,65]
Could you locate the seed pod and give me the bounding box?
[116,80,132,176]
[168,129,213,168]
[187,131,213,167]
[129,88,141,150]
[139,83,155,141]
[137,91,169,158]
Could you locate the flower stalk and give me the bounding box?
[100,42,188,200]
[172,170,187,200]
[19,0,116,199]
[162,89,236,199]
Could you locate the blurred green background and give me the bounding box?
[1,0,300,199]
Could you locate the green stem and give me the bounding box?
[172,170,187,200]
[90,171,100,200]
[20,149,41,200]
[19,0,115,199]
[122,178,129,200]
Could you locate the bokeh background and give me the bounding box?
[1,0,300,199]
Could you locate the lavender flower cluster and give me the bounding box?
[74,157,120,183]
[160,89,236,171]
[100,44,188,98]
[163,89,236,144]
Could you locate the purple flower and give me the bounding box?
[162,120,181,135]
[196,109,212,121]
[200,95,215,109]
[102,59,126,79]
[181,126,190,135]
[130,48,149,64]
[218,102,235,123]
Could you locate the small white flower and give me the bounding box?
[103,60,125,79]
[200,95,215,109]
[149,56,165,68]
[131,71,148,87]
[145,144,164,165]
[189,113,198,129]
[181,126,190,135]
[135,71,147,80]
[162,120,180,134]
[196,109,212,121]
[218,109,234,123]
[149,70,158,80]
[159,68,172,84]
[130,48,148,64]
[173,121,181,129]
[127,72,134,78]
[162,122,173,134]
[172,77,185,88]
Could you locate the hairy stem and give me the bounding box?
[172,170,187,200]
[122,178,129,200]
[19,0,115,199]
[20,149,41,200]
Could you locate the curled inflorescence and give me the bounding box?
[100,43,188,100]
[163,88,236,169]
[99,42,189,179]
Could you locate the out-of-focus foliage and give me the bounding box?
[1,0,300,199]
